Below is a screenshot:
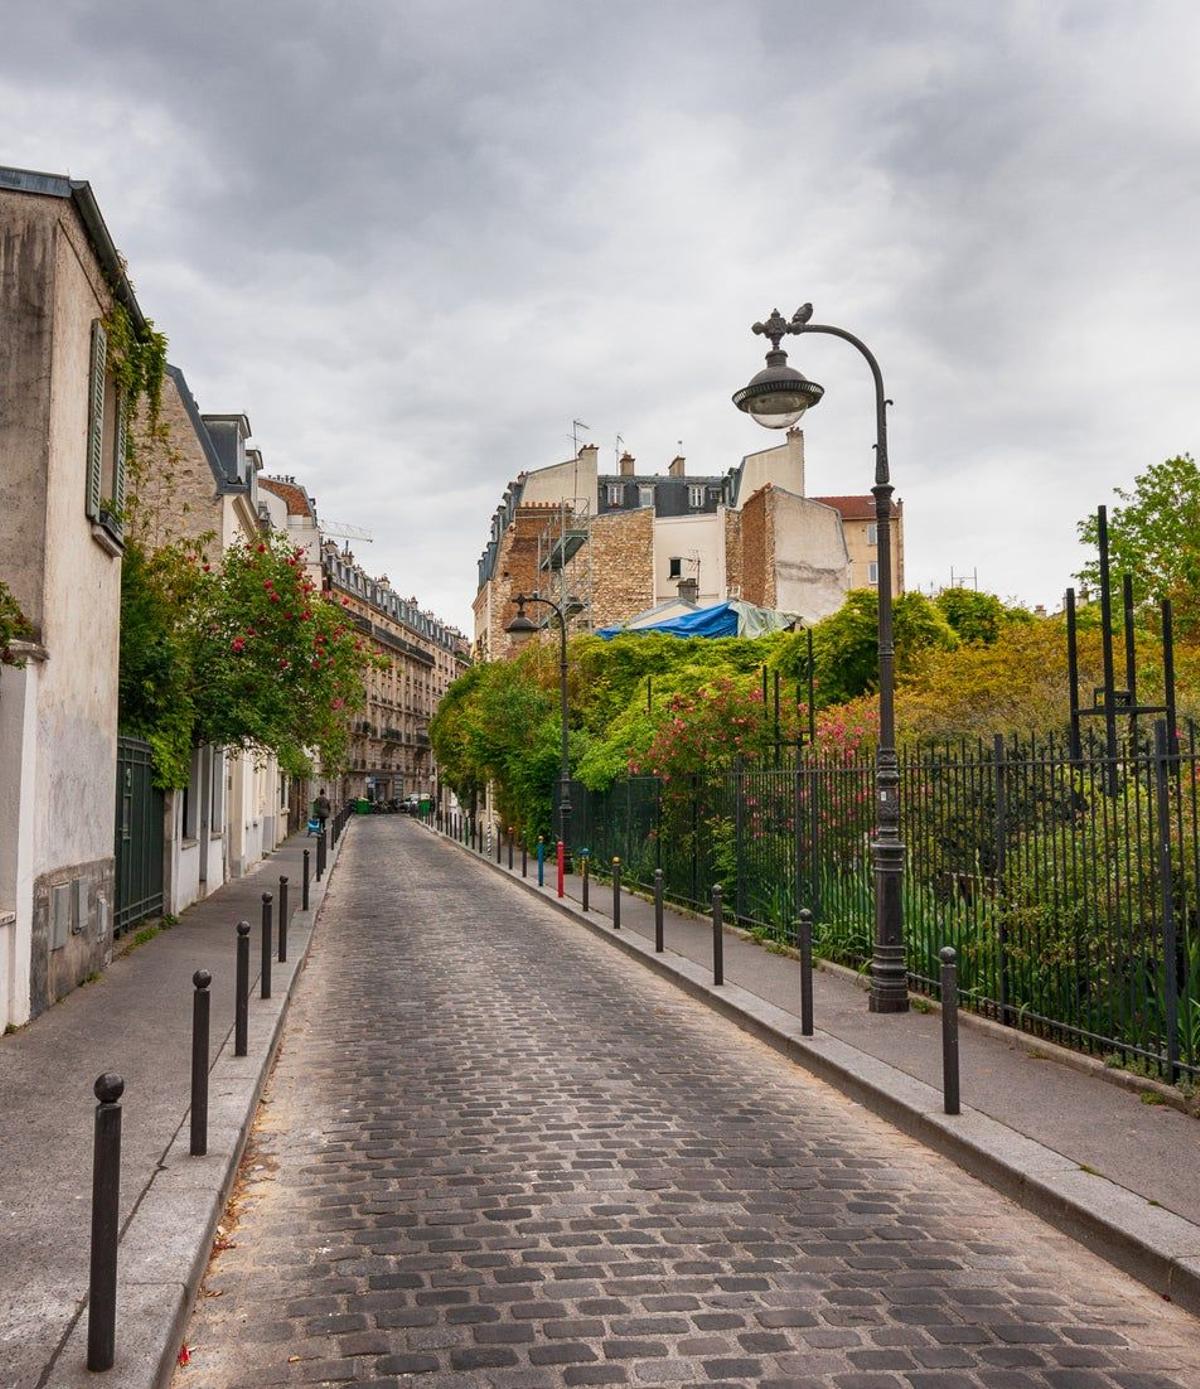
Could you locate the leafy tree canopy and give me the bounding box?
[1077,455,1200,634]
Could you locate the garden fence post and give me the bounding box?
[1154,719,1181,1082]
[557,840,565,898]
[993,733,1010,1026]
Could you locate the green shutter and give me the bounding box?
[112,388,127,520]
[86,319,107,520]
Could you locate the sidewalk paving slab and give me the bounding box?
[0,822,349,1389]
[428,821,1200,1318]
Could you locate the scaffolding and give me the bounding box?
[536,497,594,633]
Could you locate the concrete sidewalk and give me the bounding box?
[0,823,347,1389]
[438,824,1200,1306]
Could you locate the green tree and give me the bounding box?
[935,587,1023,645]
[1077,455,1200,634]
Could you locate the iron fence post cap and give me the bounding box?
[193,969,212,990]
[262,891,273,903]
[94,1072,124,1104]
[939,945,957,964]
[237,920,251,937]
[279,874,288,884]
[798,907,812,922]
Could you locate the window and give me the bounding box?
[668,557,682,579]
[867,523,878,546]
[85,319,127,540]
[210,749,225,833]
[607,483,624,506]
[688,485,705,509]
[182,747,202,839]
[868,561,879,584]
[638,485,654,509]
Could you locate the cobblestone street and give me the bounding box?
[174,820,1200,1388]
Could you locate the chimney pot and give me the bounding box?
[619,451,635,477]
[668,455,686,477]
[677,576,698,603]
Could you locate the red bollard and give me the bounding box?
[556,840,565,898]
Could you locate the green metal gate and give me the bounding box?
[115,736,165,935]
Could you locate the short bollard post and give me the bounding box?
[941,946,961,1115]
[508,827,514,871]
[537,837,545,886]
[712,883,724,985]
[654,869,664,952]
[612,857,622,929]
[496,825,502,864]
[235,921,250,1057]
[798,908,814,1037]
[302,849,311,911]
[278,875,289,962]
[581,853,590,911]
[317,829,327,881]
[260,892,273,1000]
[87,1072,124,1372]
[522,839,528,878]
[190,971,211,1156]
[556,840,565,898]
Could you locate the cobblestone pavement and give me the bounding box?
[175,820,1200,1388]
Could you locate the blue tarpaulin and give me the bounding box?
[598,600,791,640]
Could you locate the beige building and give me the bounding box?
[474,431,904,661]
[321,544,469,804]
[809,493,904,594]
[0,166,142,1025]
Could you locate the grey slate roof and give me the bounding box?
[165,364,247,493]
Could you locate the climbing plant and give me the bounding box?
[0,579,32,667]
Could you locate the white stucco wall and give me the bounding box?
[771,493,851,622]
[517,449,598,509]
[652,513,726,606]
[735,430,805,509]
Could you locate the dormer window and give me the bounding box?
[639,485,654,508]
[607,483,624,506]
[688,485,705,508]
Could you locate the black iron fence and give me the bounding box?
[569,723,1200,1082]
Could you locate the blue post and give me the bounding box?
[537,836,545,887]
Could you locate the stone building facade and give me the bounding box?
[0,167,135,1025]
[321,544,469,804]
[474,430,904,661]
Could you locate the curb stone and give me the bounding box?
[43,825,352,1389]
[429,821,1200,1317]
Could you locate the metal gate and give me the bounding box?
[114,736,164,935]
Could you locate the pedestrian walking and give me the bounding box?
[311,788,331,835]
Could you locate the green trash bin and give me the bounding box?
[356,798,371,814]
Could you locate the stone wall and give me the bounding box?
[130,372,223,551]
[588,507,655,627]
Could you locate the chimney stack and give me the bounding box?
[668,454,686,477]
[619,451,635,477]
[677,576,699,603]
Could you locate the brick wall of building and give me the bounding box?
[739,487,770,607]
[588,507,655,628]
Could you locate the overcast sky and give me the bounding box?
[4,1,1198,631]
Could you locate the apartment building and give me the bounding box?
[475,431,905,660]
[321,543,469,803]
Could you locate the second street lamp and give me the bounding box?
[733,303,908,1014]
[505,592,573,852]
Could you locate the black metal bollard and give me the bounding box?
[87,1072,124,1371]
[278,875,289,962]
[235,920,250,1057]
[941,947,961,1115]
[260,893,273,999]
[317,829,327,881]
[302,848,311,911]
[508,827,514,871]
[582,853,589,911]
[497,825,502,864]
[522,840,528,877]
[798,908,814,1036]
[654,869,664,952]
[190,971,211,1156]
[612,857,622,929]
[712,884,724,985]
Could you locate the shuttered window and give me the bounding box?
[112,389,127,520]
[86,319,107,520]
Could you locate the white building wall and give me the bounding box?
[652,514,726,606]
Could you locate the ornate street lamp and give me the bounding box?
[733,303,908,1013]
[505,593,573,850]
